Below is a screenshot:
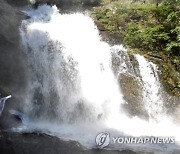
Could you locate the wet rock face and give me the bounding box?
[5,0,29,6]
[0,0,27,128]
[119,74,149,119]
[0,0,26,93]
[0,132,85,154]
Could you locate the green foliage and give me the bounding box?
[162,0,178,5]
[153,5,174,22]
[124,3,179,54]
[124,23,141,48]
[167,11,179,22]
[94,1,179,54]
[174,26,180,41]
[166,41,180,53]
[93,0,180,96]
[124,23,171,51]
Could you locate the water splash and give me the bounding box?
[21,5,125,124]
[0,95,12,115]
[135,54,164,119]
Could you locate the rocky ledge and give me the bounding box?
[0,131,140,154]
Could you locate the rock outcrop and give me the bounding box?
[0,132,140,154]
[0,0,27,128]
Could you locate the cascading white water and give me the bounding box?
[0,95,12,115]
[21,5,126,124]
[20,5,180,153]
[135,54,164,119]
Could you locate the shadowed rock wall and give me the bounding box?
[0,0,27,128]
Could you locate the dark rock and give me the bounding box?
[98,31,124,45]
[0,0,27,93]
[0,132,141,154]
[5,0,29,6]
[0,0,27,128]
[95,21,105,31]
[119,74,149,119]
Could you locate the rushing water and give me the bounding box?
[0,95,12,115]
[135,54,164,119]
[19,5,180,153]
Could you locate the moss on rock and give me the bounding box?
[119,73,149,119]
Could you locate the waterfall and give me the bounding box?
[135,54,164,119]
[20,5,126,124]
[20,4,180,152]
